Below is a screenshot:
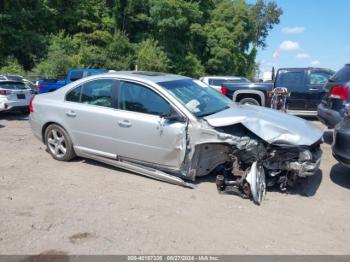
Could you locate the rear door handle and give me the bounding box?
[308,88,319,91]
[66,110,77,117]
[118,120,132,128]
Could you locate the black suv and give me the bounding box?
[318,64,350,128]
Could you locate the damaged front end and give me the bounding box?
[184,105,323,205]
[211,129,322,205]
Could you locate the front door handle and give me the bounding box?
[66,110,77,117]
[308,88,319,91]
[118,120,132,128]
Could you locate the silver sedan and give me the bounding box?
[29,71,323,204]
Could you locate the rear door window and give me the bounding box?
[308,71,333,85]
[66,85,82,102]
[81,79,116,108]
[66,79,117,108]
[69,71,84,82]
[209,79,224,86]
[276,70,305,87]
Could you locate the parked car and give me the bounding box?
[0,75,36,92]
[0,80,33,113]
[35,68,107,94]
[318,64,350,128]
[29,71,323,204]
[220,67,335,114]
[332,104,350,168]
[200,76,250,91]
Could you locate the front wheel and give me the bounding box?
[44,124,76,161]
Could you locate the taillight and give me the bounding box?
[29,95,35,113]
[267,91,273,98]
[0,90,9,95]
[330,86,349,100]
[221,86,227,96]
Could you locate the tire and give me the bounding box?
[20,107,30,115]
[44,124,76,161]
[239,97,260,106]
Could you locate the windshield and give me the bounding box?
[159,79,232,117]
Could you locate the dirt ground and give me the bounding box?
[0,112,350,255]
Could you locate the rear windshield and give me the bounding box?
[69,71,84,82]
[0,82,26,90]
[224,78,250,84]
[331,66,350,82]
[275,70,304,86]
[4,75,23,81]
[209,78,249,86]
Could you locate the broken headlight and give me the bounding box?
[299,150,313,162]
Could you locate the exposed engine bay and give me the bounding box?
[188,123,322,205]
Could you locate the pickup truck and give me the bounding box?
[220,67,335,114]
[35,68,107,94]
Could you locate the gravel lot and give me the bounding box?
[0,112,350,255]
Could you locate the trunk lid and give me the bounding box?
[0,81,32,101]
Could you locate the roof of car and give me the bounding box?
[277,67,334,72]
[104,71,191,83]
[0,80,25,85]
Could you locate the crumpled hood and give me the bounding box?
[204,104,323,146]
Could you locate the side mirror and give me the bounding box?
[160,111,187,123]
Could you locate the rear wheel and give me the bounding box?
[239,97,260,106]
[44,124,75,161]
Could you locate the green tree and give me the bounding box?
[33,31,135,77]
[149,0,203,74]
[0,0,282,78]
[0,0,56,70]
[177,53,205,77]
[136,39,168,72]
[0,58,25,75]
[104,31,135,70]
[204,0,282,77]
[113,0,150,42]
[33,33,81,77]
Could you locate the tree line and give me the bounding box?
[0,0,282,79]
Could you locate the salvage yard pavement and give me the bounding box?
[0,112,350,254]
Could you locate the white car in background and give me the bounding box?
[0,80,33,114]
[200,76,250,91]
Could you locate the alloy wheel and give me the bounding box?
[47,129,67,158]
